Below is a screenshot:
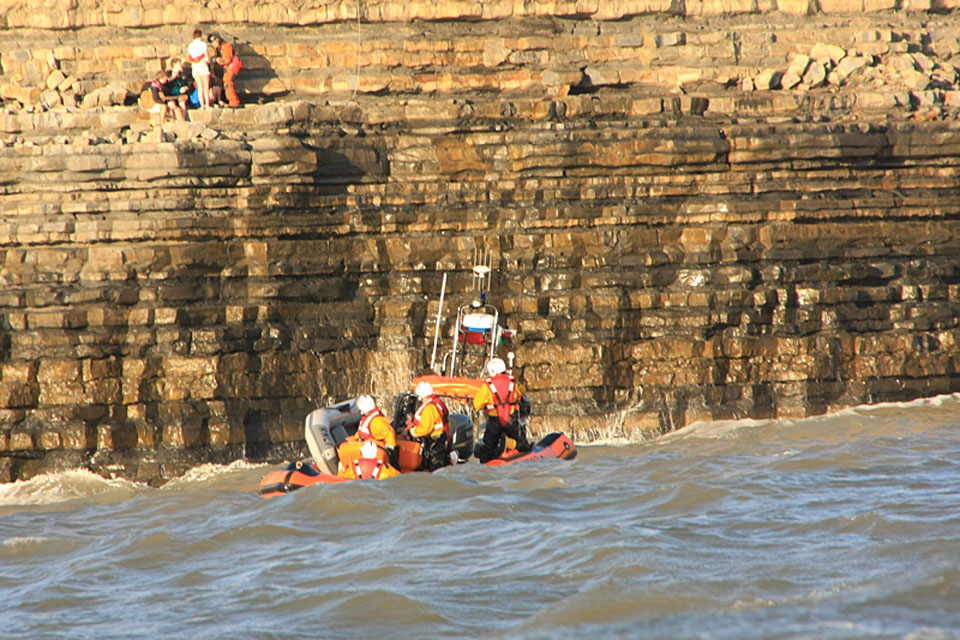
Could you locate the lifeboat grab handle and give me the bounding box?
[430,273,447,372]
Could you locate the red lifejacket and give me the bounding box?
[485,373,519,426]
[414,395,450,444]
[357,408,386,440]
[352,457,385,480]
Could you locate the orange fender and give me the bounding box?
[397,438,424,472]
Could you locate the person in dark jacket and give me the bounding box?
[162,59,189,120]
[145,70,183,126]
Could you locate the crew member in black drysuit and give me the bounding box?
[473,357,531,463]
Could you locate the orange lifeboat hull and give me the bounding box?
[484,432,577,466]
[259,461,349,498]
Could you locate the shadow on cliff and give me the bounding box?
[228,39,289,103]
[302,132,390,188]
[836,125,905,170]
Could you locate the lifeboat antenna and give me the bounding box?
[429,272,447,372]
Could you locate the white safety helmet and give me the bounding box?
[486,357,507,377]
[415,381,434,400]
[360,439,379,459]
[357,395,376,414]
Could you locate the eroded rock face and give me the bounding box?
[3,3,960,484]
[3,8,960,120]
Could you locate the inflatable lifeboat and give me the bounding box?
[259,393,475,497]
[409,375,577,465]
[260,430,578,496]
[259,260,579,497]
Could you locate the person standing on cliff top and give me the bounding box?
[207,33,241,108]
[187,28,211,110]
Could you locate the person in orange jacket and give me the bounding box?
[473,357,531,463]
[207,33,241,108]
[339,439,400,480]
[406,381,452,470]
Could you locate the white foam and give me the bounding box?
[838,391,960,415]
[161,459,267,488]
[1,535,52,547]
[581,436,634,447]
[661,417,774,441]
[0,469,142,506]
[657,392,960,442]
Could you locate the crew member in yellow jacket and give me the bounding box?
[473,357,531,462]
[355,395,398,467]
[338,439,401,480]
[406,381,452,470]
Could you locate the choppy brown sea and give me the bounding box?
[2,395,959,639]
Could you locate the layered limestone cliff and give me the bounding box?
[2,1,960,483]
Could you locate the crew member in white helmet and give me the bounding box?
[405,381,451,471]
[473,357,531,462]
[354,394,398,468]
[342,439,400,480]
